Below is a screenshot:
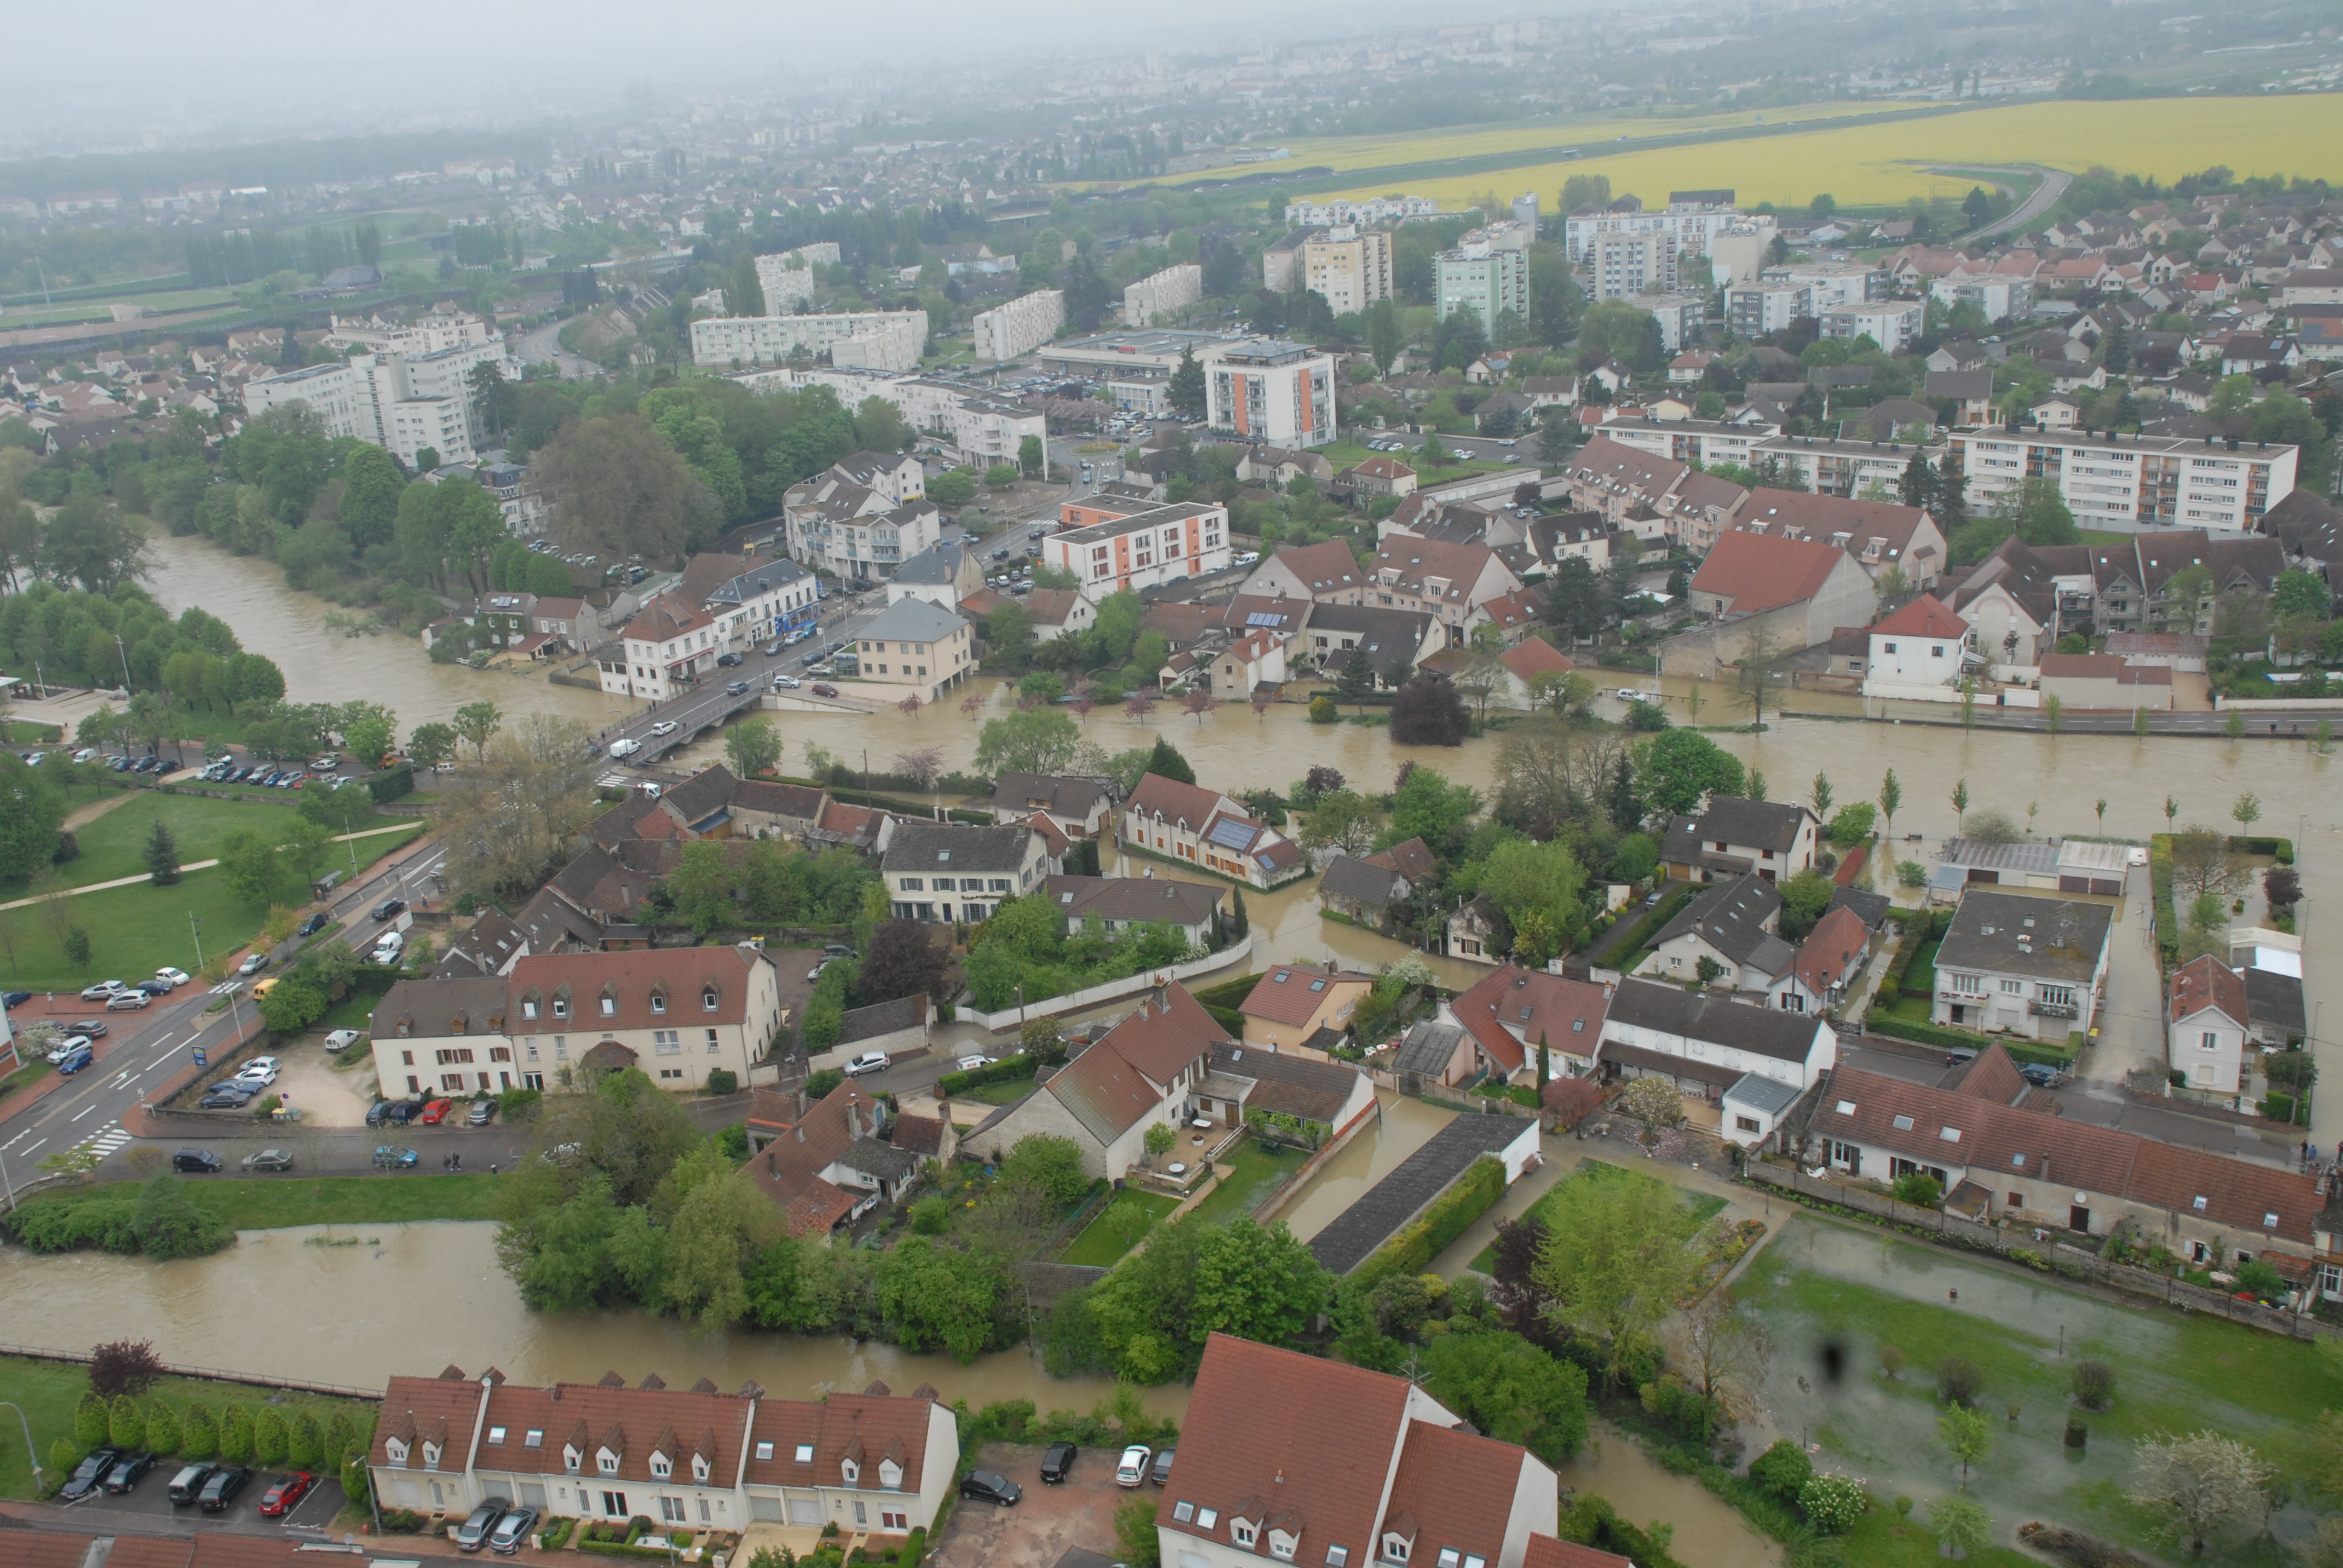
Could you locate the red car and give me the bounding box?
[811,682,839,697]
[258,1472,314,1516]
[418,1099,453,1125]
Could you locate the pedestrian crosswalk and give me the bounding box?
[76,1122,132,1161]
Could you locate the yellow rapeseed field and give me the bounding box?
[1309,96,2343,212]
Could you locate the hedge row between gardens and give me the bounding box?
[937,1053,1035,1097]
[1351,1155,1508,1289]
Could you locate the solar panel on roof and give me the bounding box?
[1207,818,1255,850]
[1247,612,1281,627]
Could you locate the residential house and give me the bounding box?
[1237,964,1375,1054]
[886,541,986,609]
[1235,446,1335,489]
[882,822,1059,923]
[1393,1018,1479,1089]
[369,1367,958,1537]
[1202,628,1288,694]
[1794,1047,2328,1270]
[1119,773,1306,889]
[1240,539,1372,606]
[1861,594,1979,699]
[1673,529,1881,673]
[1362,538,1524,645]
[1657,798,1822,884]
[741,1080,943,1235]
[1441,964,1611,1084]
[1190,1042,1378,1135]
[1334,456,1419,502]
[988,774,1118,841]
[1446,895,1504,965]
[2037,653,2174,711]
[1640,874,1795,995]
[1302,604,1444,680]
[2170,955,2250,1095]
[1596,976,1838,1120]
[964,982,1227,1179]
[600,592,723,701]
[1926,368,1997,426]
[853,598,976,705]
[1931,889,2112,1040]
[1040,874,1229,947]
[1039,501,1233,601]
[367,944,785,1099]
[1777,905,1873,1016]
[1729,489,1947,590]
[1021,588,1096,643]
[1158,1334,1564,1568]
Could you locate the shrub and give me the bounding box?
[1309,696,1338,724]
[1936,1357,1982,1407]
[145,1400,182,1456]
[1749,1438,1814,1501]
[1879,1344,1906,1379]
[1799,1474,1867,1534]
[90,1338,166,1398]
[2235,1257,2287,1299]
[1873,976,1901,1007]
[180,1402,217,1459]
[74,1396,110,1448]
[289,1410,323,1468]
[706,1068,738,1096]
[1896,859,1928,889]
[2070,1359,2114,1410]
[218,1404,254,1463]
[1639,1373,1714,1443]
[805,1068,845,1099]
[909,1196,949,1235]
[254,1405,289,1465]
[108,1394,146,1450]
[48,1437,84,1489]
[1891,1171,1944,1207]
[368,765,415,803]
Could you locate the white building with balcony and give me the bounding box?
[1040,501,1231,601]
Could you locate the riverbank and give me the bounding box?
[10,1174,502,1235]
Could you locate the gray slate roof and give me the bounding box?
[893,540,971,586]
[1394,1019,1466,1079]
[1307,1113,1528,1274]
[1603,978,1829,1065]
[1319,854,1411,910]
[2246,967,2307,1036]
[1826,886,1893,932]
[857,597,968,644]
[1654,874,1791,968]
[839,994,930,1046]
[883,822,1038,877]
[1206,1043,1366,1125]
[1935,889,2112,983]
[1723,1072,1803,1116]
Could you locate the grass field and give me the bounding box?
[15,1172,500,1232]
[1468,1158,1726,1273]
[0,797,424,991]
[1188,1137,1309,1227]
[1058,1189,1181,1266]
[1738,1214,2336,1565]
[1315,95,2343,213]
[0,1353,375,1501]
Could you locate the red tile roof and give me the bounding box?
[1126,771,1231,829]
[1870,593,1968,639]
[1688,531,1849,614]
[1380,1419,1541,1568]
[2172,955,2249,1026]
[744,1390,945,1496]
[1524,1538,1635,1568]
[1499,636,1572,681]
[1049,983,1228,1142]
[1267,539,1367,594]
[506,946,768,1035]
[1452,965,1610,1073]
[1241,966,1374,1027]
[1793,906,1871,996]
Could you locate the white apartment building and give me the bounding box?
[1599,414,1778,469]
[853,598,978,705]
[1749,434,1942,500]
[1930,276,2034,321]
[1821,299,1924,353]
[1726,283,1811,336]
[971,289,1065,360]
[1288,195,1442,226]
[1640,293,1707,354]
[735,366,1044,469]
[326,305,494,356]
[689,311,929,372]
[1300,226,1394,315]
[1041,501,1230,600]
[1434,221,1530,333]
[1945,430,2298,532]
[1763,261,1889,310]
[1709,223,1772,285]
[1565,191,1770,301]
[755,241,841,307]
[782,453,944,583]
[1123,263,1202,327]
[243,336,512,468]
[1205,338,1337,449]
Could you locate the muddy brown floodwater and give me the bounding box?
[1555,1423,1787,1568]
[0,1220,1193,1417]
[157,532,2343,1140]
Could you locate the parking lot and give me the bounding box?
[928,1444,1134,1568]
[55,1465,347,1535]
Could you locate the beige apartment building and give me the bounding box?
[1302,226,1393,315]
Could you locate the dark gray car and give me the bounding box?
[456,1497,512,1551]
[488,1504,540,1555]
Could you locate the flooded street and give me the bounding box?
[1271,1092,1457,1242]
[0,1220,1191,1417]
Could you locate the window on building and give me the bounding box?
[650,995,666,1014]
[755,1442,774,1461]
[487,1426,506,1445]
[1174,1503,1195,1524]
[1735,1115,1760,1133]
[1327,1549,1349,1568]
[795,1445,814,1464]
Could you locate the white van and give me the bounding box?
[372,930,405,965]
[607,737,642,758]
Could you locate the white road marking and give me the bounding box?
[71,1103,96,1122]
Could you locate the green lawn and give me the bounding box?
[0,1353,375,1500]
[1469,1158,1725,1272]
[40,792,320,891]
[15,1172,501,1233]
[1837,1506,2041,1568]
[1187,1137,1309,1227]
[0,814,424,991]
[961,1079,1037,1106]
[1059,1189,1181,1266]
[1737,1214,2335,1567]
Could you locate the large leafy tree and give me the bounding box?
[1633,729,1746,823]
[1188,1216,1329,1348]
[1425,1329,1591,1463]
[1387,765,1481,853]
[1389,674,1469,746]
[857,918,951,1001]
[534,412,721,564]
[1532,1166,1711,1387]
[974,709,1083,776]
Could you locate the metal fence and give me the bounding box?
[0,1341,382,1401]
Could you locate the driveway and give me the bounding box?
[928,1443,1133,1568]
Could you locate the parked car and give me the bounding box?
[198,1465,251,1512]
[105,991,152,1011]
[649,720,679,737]
[242,1149,295,1172]
[488,1505,540,1555]
[237,1056,281,1080]
[1040,1442,1077,1483]
[960,1471,1023,1507]
[1150,1446,1175,1486]
[198,1085,255,1109]
[468,1100,498,1126]
[370,898,405,922]
[167,1463,216,1505]
[843,1051,890,1077]
[56,1043,94,1074]
[811,682,839,698]
[1234,551,1260,566]
[47,1034,93,1063]
[59,1446,122,1500]
[418,1099,453,1125]
[1,990,30,1009]
[156,967,191,987]
[373,1146,419,1169]
[258,1472,315,1517]
[102,1451,156,1494]
[238,952,270,976]
[716,652,744,667]
[298,912,329,936]
[80,980,126,1001]
[379,1099,422,1123]
[136,978,175,997]
[67,1020,107,1038]
[1115,1446,1152,1487]
[172,1149,222,1173]
[455,1497,513,1551]
[822,942,854,958]
[324,1029,363,1053]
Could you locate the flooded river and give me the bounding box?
[1556,1423,1786,1568]
[0,1220,1190,1417]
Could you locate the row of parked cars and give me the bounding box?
[453,1496,540,1554]
[59,1446,314,1517]
[365,1095,497,1127]
[957,1442,1174,1508]
[195,1054,283,1109]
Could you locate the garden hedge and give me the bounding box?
[1352,1155,1507,1289]
[937,1053,1035,1097]
[1863,1013,2075,1067]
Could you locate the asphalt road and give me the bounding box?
[511,319,597,381]
[0,836,446,1194]
[43,1469,347,1539]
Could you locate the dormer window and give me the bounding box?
[703,990,719,1011]
[385,1437,408,1465]
[1381,1536,1410,1563]
[563,1446,582,1475]
[650,993,667,1014]
[1234,1523,1257,1547]
[600,995,617,1018]
[598,1450,620,1475]
[650,1454,671,1478]
[841,1458,860,1485]
[552,998,569,1019]
[1270,1532,1298,1561]
[879,1459,903,1489]
[422,1442,441,1469]
[522,999,539,1021]
[693,1455,711,1483]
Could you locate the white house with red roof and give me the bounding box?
[601,591,721,701]
[1434,963,1611,1085]
[1159,1334,1570,1568]
[1860,593,1979,701]
[1119,773,1306,889]
[371,1365,956,1537]
[2169,954,2250,1094]
[1771,904,1873,1014]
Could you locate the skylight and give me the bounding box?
[1892,1114,1915,1131]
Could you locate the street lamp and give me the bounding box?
[188,913,206,976]
[0,1401,41,1496]
[113,634,132,691]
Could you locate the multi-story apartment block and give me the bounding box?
[1300,226,1394,315]
[1748,434,1944,501]
[1566,191,1771,301]
[1725,283,1812,336]
[370,1368,957,1537]
[1123,264,1202,327]
[1205,339,1337,449]
[1042,501,1231,599]
[368,944,785,1098]
[852,597,978,705]
[1762,261,1889,309]
[736,367,1044,470]
[1929,275,2033,321]
[326,305,495,356]
[1597,414,1779,471]
[243,334,513,469]
[689,311,928,372]
[1945,430,2297,533]
[754,241,841,307]
[1821,299,1924,352]
[1639,293,1708,354]
[782,452,942,582]
[971,289,1066,360]
[1434,223,1530,334]
[1288,195,1442,227]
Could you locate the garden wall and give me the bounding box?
[959,932,1257,1032]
